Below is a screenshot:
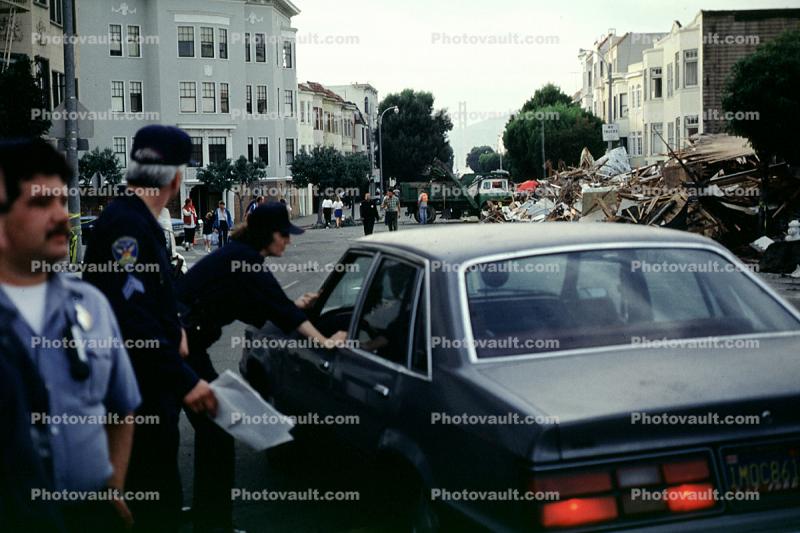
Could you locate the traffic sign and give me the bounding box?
[602,124,620,142]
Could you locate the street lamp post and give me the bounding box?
[378,105,399,196]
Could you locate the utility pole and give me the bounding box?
[63,0,81,261]
[607,60,613,153]
[541,121,546,179]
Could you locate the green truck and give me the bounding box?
[395,169,513,223]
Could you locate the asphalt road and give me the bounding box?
[178,215,424,533]
[175,215,800,532]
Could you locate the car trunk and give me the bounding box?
[477,333,800,463]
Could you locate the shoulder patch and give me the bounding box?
[112,236,139,267]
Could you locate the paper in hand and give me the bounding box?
[208,370,295,451]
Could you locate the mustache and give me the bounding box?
[46,223,71,240]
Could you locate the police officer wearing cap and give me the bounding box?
[84,126,217,532]
[0,139,141,532]
[175,202,347,532]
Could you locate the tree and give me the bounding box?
[478,152,503,173]
[197,159,235,194]
[503,102,604,179]
[342,152,371,192]
[78,148,123,186]
[291,146,347,224]
[466,146,495,173]
[0,57,51,138]
[520,83,574,113]
[376,89,453,182]
[231,156,266,221]
[723,29,800,165]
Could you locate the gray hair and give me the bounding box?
[126,160,185,188]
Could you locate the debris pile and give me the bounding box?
[486,134,800,247]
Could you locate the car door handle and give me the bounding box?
[373,384,390,397]
[318,360,332,372]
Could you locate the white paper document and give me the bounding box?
[209,370,295,451]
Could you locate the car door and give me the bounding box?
[331,254,425,451]
[280,251,377,417]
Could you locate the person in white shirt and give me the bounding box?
[321,197,333,228]
[333,198,344,228]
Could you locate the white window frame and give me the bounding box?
[129,80,143,113]
[220,82,229,114]
[177,26,195,58]
[127,25,142,58]
[254,33,266,63]
[684,49,698,88]
[111,80,125,112]
[218,28,228,60]
[113,137,127,167]
[179,81,197,113]
[109,24,123,57]
[200,26,215,59]
[257,137,269,165]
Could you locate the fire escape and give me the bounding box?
[0,0,28,72]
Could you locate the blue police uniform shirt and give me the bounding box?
[0,274,141,492]
[84,194,199,401]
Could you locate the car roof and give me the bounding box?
[357,223,719,264]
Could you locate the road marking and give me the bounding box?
[282,280,299,290]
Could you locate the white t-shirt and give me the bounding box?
[1,282,48,335]
[333,200,343,211]
[322,199,333,209]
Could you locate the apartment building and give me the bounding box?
[579,9,800,166]
[328,83,378,175]
[75,0,301,217]
[297,81,369,156]
[1,0,71,115]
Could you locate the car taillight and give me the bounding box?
[532,455,717,529]
[540,497,618,528]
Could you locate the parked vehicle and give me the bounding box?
[240,224,800,531]
[397,169,514,223]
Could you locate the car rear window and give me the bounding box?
[464,248,800,358]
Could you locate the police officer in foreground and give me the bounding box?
[175,203,347,532]
[84,126,217,532]
[0,139,141,532]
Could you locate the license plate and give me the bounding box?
[722,441,800,496]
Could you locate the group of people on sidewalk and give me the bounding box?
[357,188,429,236]
[0,126,346,533]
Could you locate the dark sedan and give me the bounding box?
[240,224,800,532]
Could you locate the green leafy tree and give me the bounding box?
[520,83,574,113]
[478,152,503,173]
[376,89,453,182]
[503,102,604,179]
[467,146,495,172]
[197,159,235,194]
[231,156,267,221]
[723,29,800,164]
[0,57,51,138]
[343,152,371,192]
[78,148,123,186]
[291,146,347,224]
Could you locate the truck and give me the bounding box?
[395,167,513,223]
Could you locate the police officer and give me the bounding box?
[0,139,141,532]
[84,126,217,532]
[175,203,347,532]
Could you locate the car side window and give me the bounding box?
[355,258,421,366]
[318,254,375,317]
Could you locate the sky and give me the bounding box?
[293,0,800,168]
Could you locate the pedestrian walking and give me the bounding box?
[382,189,400,232]
[333,197,344,228]
[246,196,264,217]
[83,126,217,533]
[202,212,214,253]
[213,201,233,248]
[182,198,198,251]
[0,139,141,533]
[175,203,347,533]
[360,192,379,236]
[418,190,429,225]
[322,196,333,228]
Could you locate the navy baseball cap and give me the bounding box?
[249,202,304,236]
[131,125,193,165]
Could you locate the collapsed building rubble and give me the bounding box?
[486,134,800,250]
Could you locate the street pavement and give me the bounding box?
[174,215,800,533]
